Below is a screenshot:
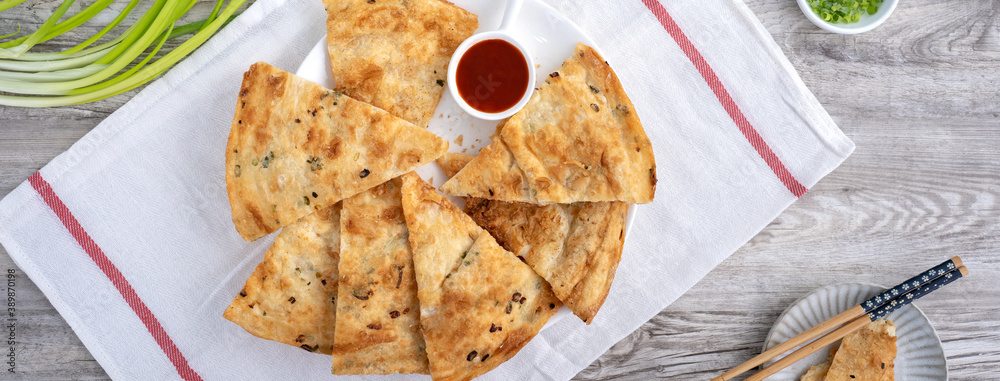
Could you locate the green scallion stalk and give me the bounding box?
[0,0,246,107]
[0,0,76,58]
[0,24,19,39]
[0,0,27,13]
[0,65,108,82]
[72,22,175,95]
[199,0,226,32]
[0,0,119,49]
[3,32,129,62]
[61,0,142,55]
[0,47,110,71]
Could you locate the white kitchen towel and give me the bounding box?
[0,0,854,379]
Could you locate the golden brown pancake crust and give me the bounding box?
[441,43,656,204]
[324,0,478,127]
[438,153,627,324]
[331,178,429,374]
[223,204,342,354]
[225,62,448,241]
[401,173,561,381]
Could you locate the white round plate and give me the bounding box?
[294,0,636,327]
[763,283,947,380]
[294,0,636,240]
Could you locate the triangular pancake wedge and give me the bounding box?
[436,153,475,180]
[331,177,429,374]
[825,319,896,381]
[800,350,833,381]
[226,62,448,241]
[437,153,627,324]
[400,173,561,381]
[440,43,656,204]
[223,204,342,354]
[324,0,478,127]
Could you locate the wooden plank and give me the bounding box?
[0,0,998,380]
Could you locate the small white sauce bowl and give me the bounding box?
[796,0,899,34]
[447,0,535,120]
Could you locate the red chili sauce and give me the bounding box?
[455,39,529,113]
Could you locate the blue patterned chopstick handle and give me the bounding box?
[867,267,965,321]
[861,257,959,313]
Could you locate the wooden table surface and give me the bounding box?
[1,0,997,379]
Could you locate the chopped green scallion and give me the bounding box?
[808,0,882,24]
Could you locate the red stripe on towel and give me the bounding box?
[28,172,203,381]
[641,0,808,198]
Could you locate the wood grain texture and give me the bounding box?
[0,0,998,380]
[576,0,1000,379]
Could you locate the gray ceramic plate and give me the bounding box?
[762,283,947,380]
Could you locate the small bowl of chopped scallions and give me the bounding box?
[797,0,898,34]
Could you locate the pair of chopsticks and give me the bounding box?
[712,256,968,381]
